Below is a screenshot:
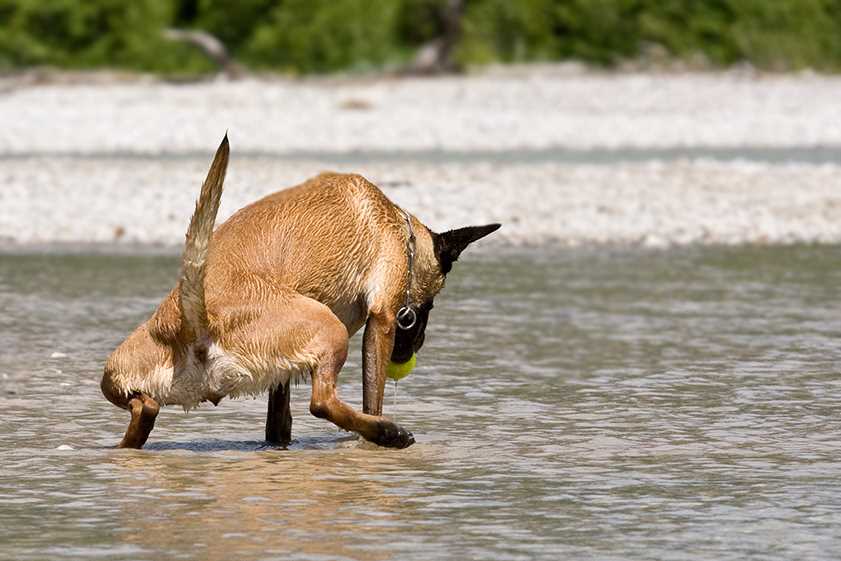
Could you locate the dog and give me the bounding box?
[101,135,500,449]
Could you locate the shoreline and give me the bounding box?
[3,237,841,257]
[2,157,840,249]
[1,144,841,164]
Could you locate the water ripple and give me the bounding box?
[1,246,840,560]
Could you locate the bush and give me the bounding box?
[191,0,275,53]
[458,0,559,64]
[637,0,841,70]
[243,0,402,73]
[3,0,841,74]
[458,0,841,71]
[0,0,213,73]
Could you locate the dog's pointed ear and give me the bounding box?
[434,223,501,274]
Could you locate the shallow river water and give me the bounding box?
[1,246,840,560]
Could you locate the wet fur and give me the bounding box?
[103,172,441,405]
[101,136,498,448]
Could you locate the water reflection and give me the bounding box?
[101,446,438,561]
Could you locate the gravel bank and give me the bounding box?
[2,67,841,248]
[2,157,840,248]
[2,68,841,154]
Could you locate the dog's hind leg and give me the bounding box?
[265,381,292,445]
[118,394,160,449]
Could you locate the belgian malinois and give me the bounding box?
[101,136,499,449]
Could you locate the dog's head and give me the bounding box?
[390,223,501,363]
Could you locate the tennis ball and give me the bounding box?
[387,353,416,381]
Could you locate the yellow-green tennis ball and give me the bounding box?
[387,353,416,381]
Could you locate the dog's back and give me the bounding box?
[208,172,402,326]
[104,170,429,411]
[146,172,418,344]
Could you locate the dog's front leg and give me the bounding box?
[265,380,292,445]
[362,311,395,417]
[310,347,414,449]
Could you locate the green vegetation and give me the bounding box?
[2,0,841,75]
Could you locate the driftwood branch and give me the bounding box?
[405,0,464,75]
[163,28,243,79]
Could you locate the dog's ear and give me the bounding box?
[434,223,501,274]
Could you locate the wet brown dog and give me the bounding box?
[101,136,499,449]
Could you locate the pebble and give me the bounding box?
[2,67,841,248]
[1,158,839,247]
[2,68,841,153]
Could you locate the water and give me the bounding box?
[1,246,840,560]
[5,144,841,165]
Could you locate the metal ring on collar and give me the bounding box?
[396,306,417,330]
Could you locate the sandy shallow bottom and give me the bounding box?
[1,156,840,247]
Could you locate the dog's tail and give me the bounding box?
[179,134,229,341]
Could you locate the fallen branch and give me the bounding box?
[163,28,243,79]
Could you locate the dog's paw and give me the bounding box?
[372,421,415,449]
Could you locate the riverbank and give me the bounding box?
[3,66,841,153]
[2,67,840,248]
[2,156,840,248]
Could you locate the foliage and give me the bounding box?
[0,0,212,73]
[2,0,841,74]
[459,0,841,71]
[190,0,275,52]
[244,0,401,72]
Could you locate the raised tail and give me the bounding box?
[179,134,230,341]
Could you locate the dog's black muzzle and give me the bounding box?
[390,301,432,363]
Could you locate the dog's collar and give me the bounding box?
[396,208,417,330]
